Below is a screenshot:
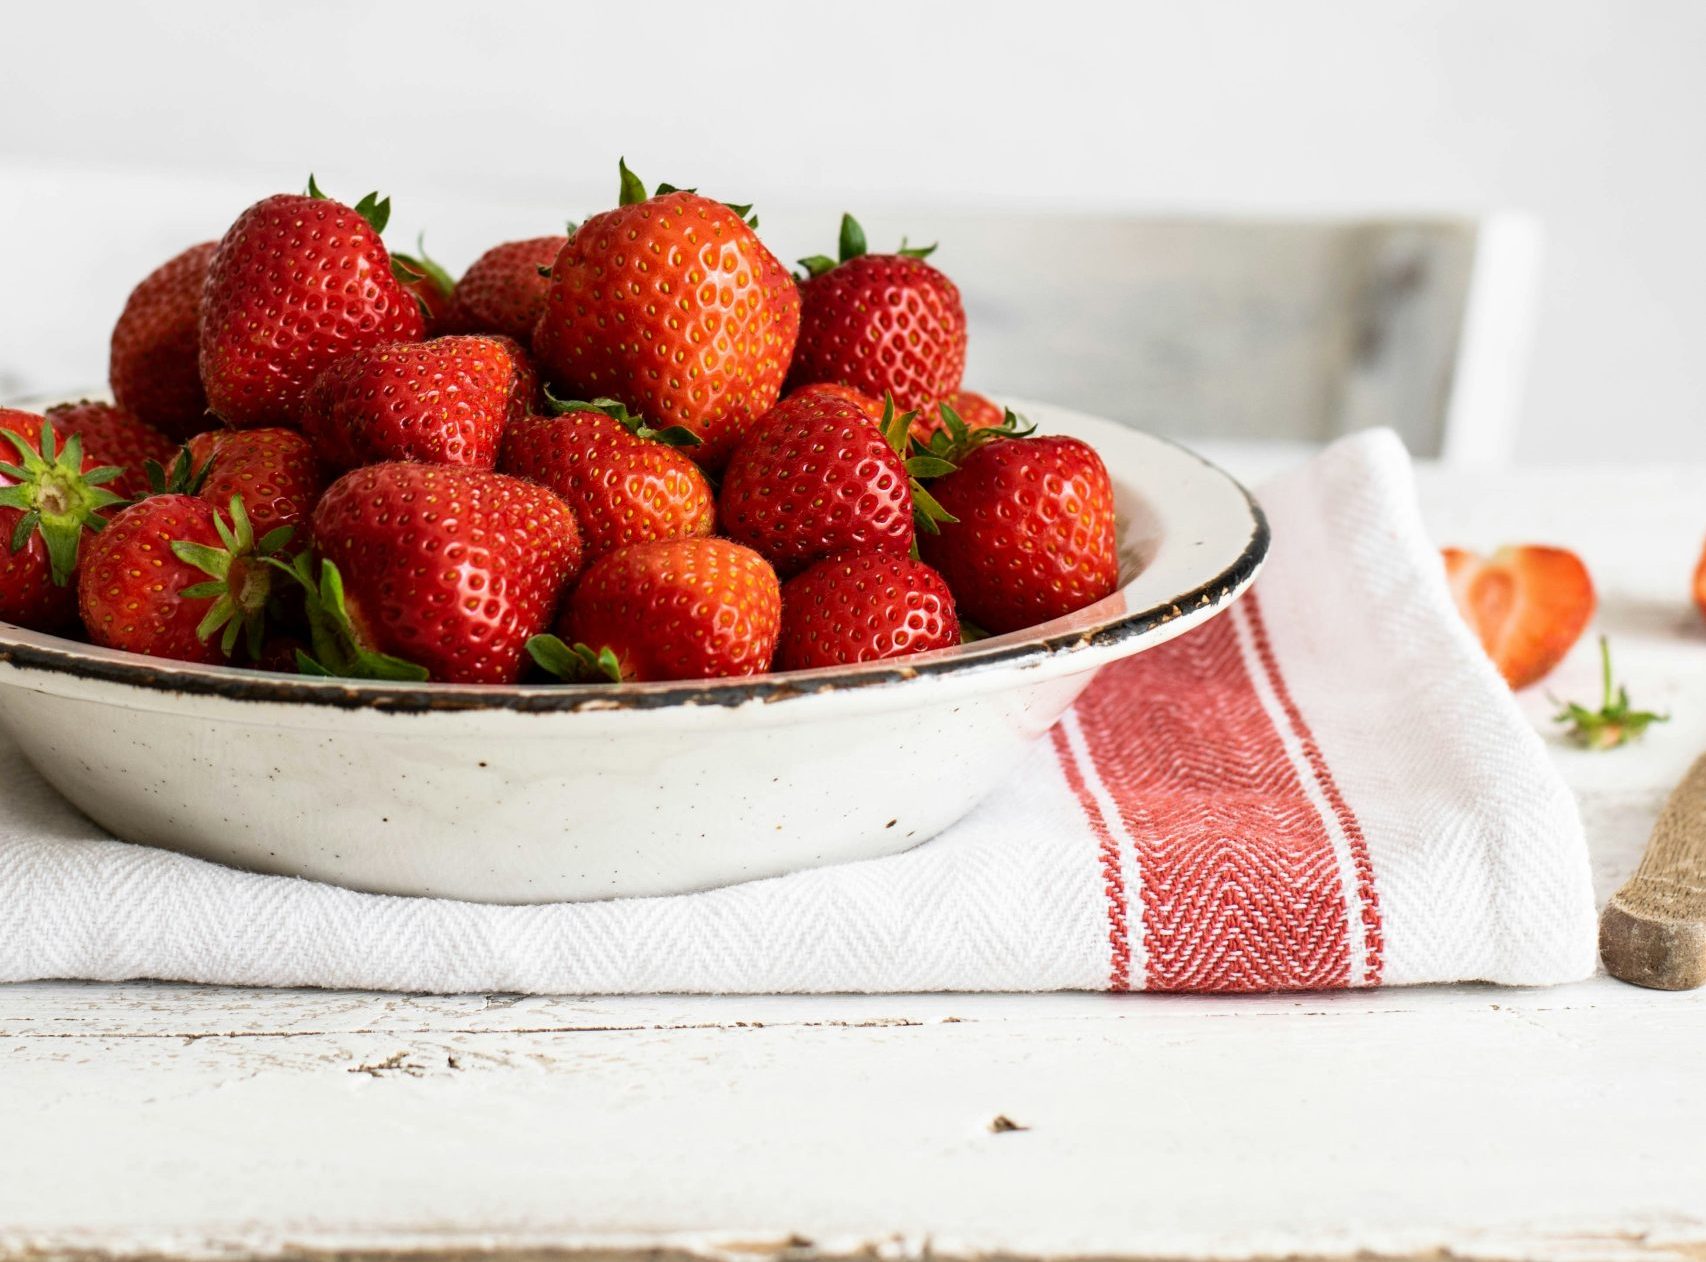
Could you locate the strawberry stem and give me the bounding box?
[1550,636,1668,750]
[269,553,429,681]
[527,634,623,684]
[169,495,295,660]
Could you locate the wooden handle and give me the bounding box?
[1600,753,1706,990]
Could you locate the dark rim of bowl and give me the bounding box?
[0,441,1269,714]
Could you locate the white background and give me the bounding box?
[1,0,1701,464]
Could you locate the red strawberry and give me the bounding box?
[911,389,1002,445]
[302,335,534,471]
[303,463,583,684]
[78,494,291,664]
[1442,546,1595,689]
[532,537,779,683]
[184,427,325,536]
[0,410,127,632]
[787,213,966,412]
[447,235,567,343]
[500,399,713,563]
[532,160,800,470]
[390,240,458,333]
[200,179,425,428]
[43,400,175,500]
[777,550,960,670]
[718,392,952,577]
[789,381,884,423]
[1696,541,1706,623]
[919,433,1120,634]
[109,241,216,440]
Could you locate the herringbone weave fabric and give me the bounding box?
[0,431,1597,992]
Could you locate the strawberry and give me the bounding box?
[302,463,583,684]
[718,392,955,578]
[390,238,458,332]
[1442,545,1595,689]
[499,398,713,563]
[532,159,800,470]
[43,400,175,500]
[78,494,294,664]
[911,389,1002,445]
[787,213,967,412]
[302,334,535,471]
[176,427,326,537]
[789,381,884,423]
[446,235,567,343]
[200,178,425,429]
[777,550,960,670]
[108,241,216,440]
[0,411,127,632]
[919,432,1120,634]
[531,537,779,683]
[1694,539,1706,623]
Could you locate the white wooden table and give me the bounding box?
[5,452,1706,1262]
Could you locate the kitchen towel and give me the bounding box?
[0,430,1598,992]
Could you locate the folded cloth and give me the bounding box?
[0,431,1597,993]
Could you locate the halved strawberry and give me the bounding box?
[531,537,779,683]
[1442,545,1595,689]
[500,398,713,563]
[1694,540,1706,623]
[777,550,960,670]
[0,411,127,632]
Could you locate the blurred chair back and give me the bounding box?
[843,209,1541,466]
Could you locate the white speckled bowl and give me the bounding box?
[0,400,1266,903]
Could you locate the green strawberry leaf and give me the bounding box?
[352,190,392,235]
[1551,637,1669,750]
[618,156,649,206]
[542,390,703,448]
[166,495,291,661]
[797,254,837,279]
[527,634,624,684]
[146,444,215,497]
[0,418,126,583]
[305,173,327,200]
[269,553,430,681]
[839,213,868,263]
[897,236,938,260]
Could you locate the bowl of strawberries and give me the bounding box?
[0,163,1267,903]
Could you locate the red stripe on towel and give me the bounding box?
[1069,613,1353,991]
[1051,725,1131,991]
[1239,593,1385,984]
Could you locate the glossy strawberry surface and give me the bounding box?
[200,192,425,428]
[311,463,583,684]
[108,241,216,440]
[77,494,227,664]
[777,550,959,670]
[919,435,1119,634]
[43,400,175,499]
[0,409,79,632]
[559,537,779,682]
[189,426,325,537]
[302,335,533,471]
[448,236,566,343]
[533,192,800,470]
[787,253,966,412]
[500,409,713,562]
[718,392,913,577]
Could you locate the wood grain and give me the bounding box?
[1601,753,1706,989]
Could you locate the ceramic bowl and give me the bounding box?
[0,400,1267,903]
